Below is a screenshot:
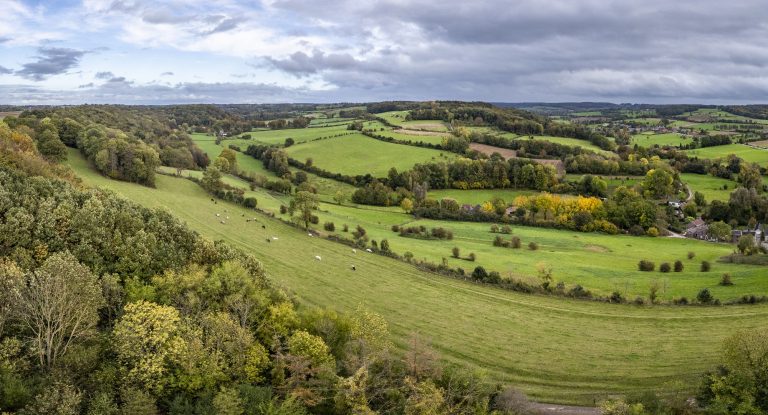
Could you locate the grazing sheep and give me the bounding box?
[308,233,313,237]
[351,265,356,271]
[314,255,322,261]
[261,225,266,229]
[272,236,279,240]
[352,249,357,253]
[266,238,271,243]
[365,248,373,253]
[216,213,220,217]
[220,220,226,224]
[226,216,230,220]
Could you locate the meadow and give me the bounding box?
[428,188,539,205]
[66,149,768,405]
[631,132,693,148]
[284,133,456,176]
[680,173,737,202]
[230,124,353,145]
[685,144,768,167]
[514,135,612,155]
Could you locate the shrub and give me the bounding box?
[403,251,413,262]
[646,227,659,237]
[501,225,512,234]
[431,227,453,240]
[279,205,288,214]
[687,251,695,260]
[638,260,655,272]
[673,260,684,272]
[324,222,335,232]
[343,224,349,232]
[673,297,689,305]
[659,262,671,273]
[568,285,591,298]
[528,242,539,251]
[352,225,367,239]
[391,224,400,232]
[490,224,499,233]
[493,235,504,247]
[720,273,733,286]
[511,236,522,249]
[380,239,390,252]
[452,247,460,258]
[487,271,502,284]
[629,225,645,236]
[697,288,714,304]
[309,215,319,225]
[700,261,711,272]
[467,252,476,262]
[609,291,624,303]
[243,197,257,208]
[471,266,487,280]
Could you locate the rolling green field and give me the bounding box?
[685,144,768,166]
[631,132,693,148]
[376,129,448,145]
[680,173,737,202]
[228,124,353,145]
[67,149,768,405]
[284,133,456,176]
[515,135,612,155]
[428,188,538,205]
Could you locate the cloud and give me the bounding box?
[160,71,174,76]
[0,81,311,104]
[16,47,87,81]
[264,50,361,76]
[0,66,12,75]
[95,71,114,79]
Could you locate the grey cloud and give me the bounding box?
[0,66,12,75]
[204,17,244,35]
[16,47,87,81]
[0,37,11,44]
[265,50,365,76]
[95,71,114,79]
[161,71,174,76]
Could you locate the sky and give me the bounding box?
[1,0,768,105]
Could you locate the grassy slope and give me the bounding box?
[631,133,693,148]
[67,149,768,405]
[680,173,738,202]
[285,134,456,177]
[685,144,768,167]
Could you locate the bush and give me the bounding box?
[673,260,684,272]
[487,271,501,284]
[381,239,390,252]
[659,262,671,273]
[646,227,659,237]
[673,297,689,305]
[279,205,288,214]
[243,197,257,208]
[471,266,487,280]
[687,251,695,260]
[493,235,504,247]
[490,224,499,233]
[638,260,655,272]
[528,242,539,251]
[343,224,349,232]
[391,224,400,232]
[629,225,645,236]
[452,247,460,258]
[701,261,711,272]
[309,215,319,225]
[697,288,714,304]
[467,252,476,262]
[511,236,522,249]
[609,291,624,303]
[720,273,733,286]
[501,225,512,234]
[324,222,335,232]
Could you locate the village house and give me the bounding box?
[732,223,767,249]
[684,218,712,241]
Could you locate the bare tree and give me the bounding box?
[14,252,104,369]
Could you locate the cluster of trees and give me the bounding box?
[0,133,536,415]
[511,194,619,233]
[77,125,161,186]
[464,129,599,160]
[3,115,69,162]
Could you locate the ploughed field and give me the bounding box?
[68,148,768,405]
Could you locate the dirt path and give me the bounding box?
[529,402,599,415]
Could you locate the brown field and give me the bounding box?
[397,128,450,136]
[406,122,447,131]
[0,111,22,119]
[469,142,565,175]
[751,140,768,149]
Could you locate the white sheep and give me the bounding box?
[352,249,357,253]
[220,220,226,224]
[314,255,322,261]
[226,216,230,220]
[365,248,373,253]
[308,233,313,237]
[272,236,279,240]
[216,213,220,217]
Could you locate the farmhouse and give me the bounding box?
[732,223,767,248]
[684,218,711,241]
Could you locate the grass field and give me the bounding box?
[428,188,539,205]
[284,134,456,176]
[376,129,449,145]
[67,149,768,405]
[514,135,612,155]
[226,124,353,146]
[685,144,768,167]
[631,133,693,148]
[680,173,737,202]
